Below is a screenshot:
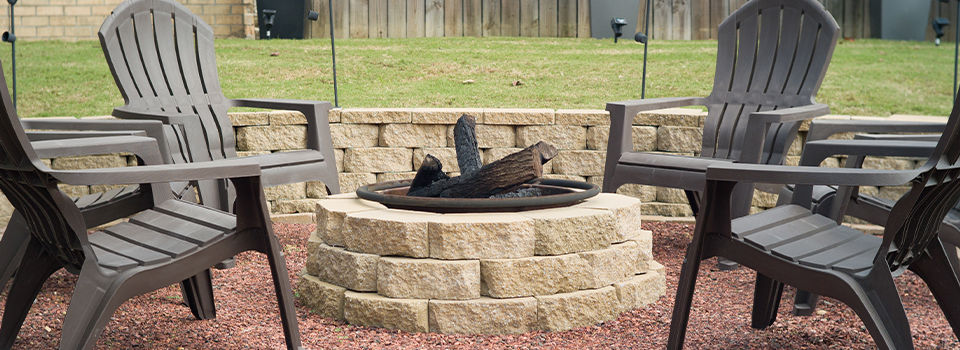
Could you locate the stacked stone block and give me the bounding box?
[297,193,666,334]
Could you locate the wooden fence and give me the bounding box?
[303,0,944,41]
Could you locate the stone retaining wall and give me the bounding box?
[1,108,938,229]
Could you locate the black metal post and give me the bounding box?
[954,0,959,104]
[641,0,652,99]
[328,0,339,107]
[3,0,16,110]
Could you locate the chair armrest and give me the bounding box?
[230,98,334,151]
[26,130,147,141]
[32,136,164,166]
[736,104,829,163]
[798,139,936,167]
[22,118,173,162]
[49,158,262,186]
[112,106,200,126]
[603,97,707,181]
[806,119,945,142]
[705,163,917,187]
[854,134,941,142]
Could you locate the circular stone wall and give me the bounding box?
[297,192,666,334]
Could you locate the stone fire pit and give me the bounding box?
[297,192,665,334]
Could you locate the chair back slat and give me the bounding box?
[0,64,88,270]
[100,0,236,162]
[703,0,839,164]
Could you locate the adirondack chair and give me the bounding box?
[603,0,838,223]
[667,95,960,349]
[766,118,957,317]
[98,0,340,213]
[0,66,302,349]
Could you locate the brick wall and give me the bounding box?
[0,108,934,229]
[0,0,257,41]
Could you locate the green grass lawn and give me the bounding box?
[1,37,955,118]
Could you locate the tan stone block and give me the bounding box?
[51,154,126,170]
[614,271,666,312]
[297,275,346,320]
[334,149,345,172]
[380,124,447,147]
[306,181,330,199]
[641,202,693,217]
[236,150,271,158]
[585,125,657,151]
[58,184,91,198]
[555,109,609,126]
[273,199,323,214]
[344,292,428,332]
[411,108,484,124]
[413,148,460,172]
[0,194,13,231]
[377,257,480,300]
[521,207,617,255]
[656,187,689,204]
[579,241,641,288]
[551,150,605,176]
[535,286,619,331]
[341,108,412,123]
[634,108,706,127]
[483,108,554,125]
[516,125,586,150]
[343,148,413,173]
[270,213,316,224]
[236,125,306,151]
[480,253,593,297]
[878,185,911,202]
[861,157,916,170]
[314,243,379,291]
[377,172,418,183]
[343,209,435,257]
[264,182,306,201]
[229,111,270,126]
[305,231,323,276]
[429,213,535,259]
[787,135,804,156]
[751,190,779,208]
[428,297,538,334]
[317,198,386,247]
[475,125,516,148]
[575,193,643,243]
[328,108,342,123]
[330,123,379,148]
[269,110,307,125]
[657,126,702,153]
[338,173,377,193]
[615,183,658,202]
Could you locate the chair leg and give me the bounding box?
[667,237,707,349]
[909,239,960,338]
[0,213,31,289]
[792,290,820,316]
[179,269,217,320]
[263,233,303,350]
[844,271,914,350]
[750,273,784,329]
[59,269,125,350]
[0,241,61,349]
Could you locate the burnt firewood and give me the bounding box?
[407,142,555,198]
[454,114,482,177]
[409,154,450,193]
[489,187,544,198]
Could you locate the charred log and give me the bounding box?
[454,114,482,178]
[408,154,450,193]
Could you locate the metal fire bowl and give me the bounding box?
[355,178,600,213]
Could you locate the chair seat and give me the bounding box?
[732,205,884,275]
[619,152,734,172]
[242,149,324,169]
[88,200,236,270]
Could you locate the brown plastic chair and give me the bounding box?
[0,66,302,349]
[603,0,839,221]
[667,96,960,350]
[99,0,340,213]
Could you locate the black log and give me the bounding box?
[454,114,482,177]
[409,154,450,193]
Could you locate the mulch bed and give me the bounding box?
[4,221,957,349]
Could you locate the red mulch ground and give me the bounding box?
[4,221,958,349]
